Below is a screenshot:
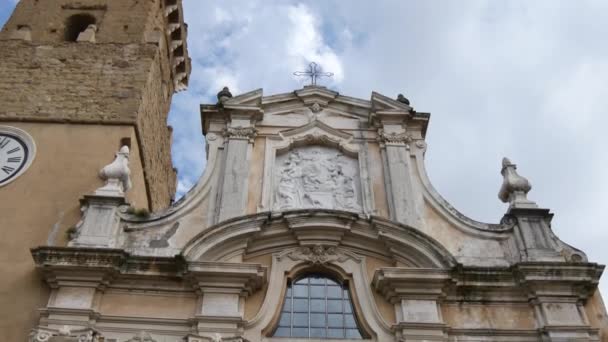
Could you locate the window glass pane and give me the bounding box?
[310,299,325,312]
[310,313,325,327]
[310,328,326,338]
[293,284,308,297]
[327,285,341,298]
[293,298,308,312]
[292,327,308,338]
[278,313,291,327]
[282,299,291,312]
[344,300,352,313]
[272,274,363,339]
[345,314,357,328]
[327,328,343,338]
[293,313,308,327]
[274,327,290,337]
[295,277,309,285]
[327,299,342,313]
[346,328,362,338]
[310,285,325,298]
[310,277,325,285]
[328,313,344,327]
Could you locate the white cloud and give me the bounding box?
[286,4,344,83]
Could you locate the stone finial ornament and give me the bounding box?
[498,157,536,208]
[396,93,410,105]
[95,145,132,196]
[217,86,233,103]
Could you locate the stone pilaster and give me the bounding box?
[373,268,450,341]
[30,247,126,330]
[186,262,266,339]
[217,124,258,222]
[208,89,263,223]
[374,118,423,228]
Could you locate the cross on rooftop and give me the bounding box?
[293,62,334,86]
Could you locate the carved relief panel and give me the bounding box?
[273,145,362,212]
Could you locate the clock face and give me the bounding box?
[0,133,29,185]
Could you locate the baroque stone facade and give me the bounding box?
[17,84,608,341]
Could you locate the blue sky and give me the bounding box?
[2,1,608,294]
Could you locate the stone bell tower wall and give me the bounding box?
[0,0,191,210]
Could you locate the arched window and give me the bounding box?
[64,14,96,41]
[272,274,364,339]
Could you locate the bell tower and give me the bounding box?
[0,0,190,340]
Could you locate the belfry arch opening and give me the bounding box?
[64,14,96,41]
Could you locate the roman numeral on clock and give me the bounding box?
[0,137,9,149]
[2,166,15,174]
[7,146,21,154]
[7,156,22,163]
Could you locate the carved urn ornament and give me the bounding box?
[498,157,536,208]
[217,86,233,103]
[95,145,132,196]
[396,93,410,105]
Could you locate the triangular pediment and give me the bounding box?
[277,120,357,156]
[294,85,339,106]
[223,88,263,109]
[280,119,352,140]
[371,91,412,113]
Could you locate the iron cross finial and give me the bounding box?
[293,62,334,86]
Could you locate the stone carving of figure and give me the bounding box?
[277,151,302,209]
[274,146,361,212]
[331,165,358,210]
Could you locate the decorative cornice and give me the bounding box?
[162,0,191,92]
[514,262,604,299]
[185,262,267,297]
[373,268,452,302]
[31,246,128,269]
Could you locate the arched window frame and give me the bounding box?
[271,272,368,340]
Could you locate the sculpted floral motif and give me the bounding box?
[29,330,52,342]
[274,146,361,212]
[29,328,101,342]
[284,245,354,264]
[223,126,257,143]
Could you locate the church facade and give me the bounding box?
[1,1,608,342]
